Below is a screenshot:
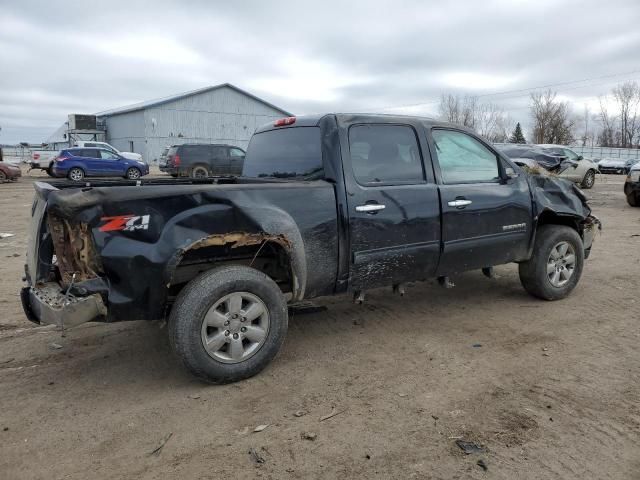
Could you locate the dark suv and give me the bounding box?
[160,144,245,178]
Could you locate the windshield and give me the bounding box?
[242,127,323,179]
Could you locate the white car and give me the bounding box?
[499,144,598,189]
[74,141,143,162]
[598,157,639,175]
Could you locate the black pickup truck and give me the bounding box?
[22,114,600,383]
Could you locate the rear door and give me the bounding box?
[210,146,228,174]
[79,149,103,175]
[428,128,532,275]
[344,121,441,289]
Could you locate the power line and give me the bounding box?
[373,68,640,112]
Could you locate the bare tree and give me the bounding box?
[597,96,616,147]
[612,81,640,148]
[438,94,477,128]
[438,94,512,142]
[529,90,575,144]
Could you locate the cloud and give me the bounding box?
[0,0,639,143]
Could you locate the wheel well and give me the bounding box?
[168,238,293,299]
[536,211,580,232]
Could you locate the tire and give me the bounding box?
[0,171,6,183]
[169,265,288,384]
[67,167,85,181]
[190,165,209,179]
[518,225,584,301]
[628,194,639,207]
[125,167,141,180]
[580,169,595,189]
[46,164,55,177]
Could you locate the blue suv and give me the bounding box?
[52,148,150,181]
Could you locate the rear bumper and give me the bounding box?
[21,283,107,328]
[159,166,178,175]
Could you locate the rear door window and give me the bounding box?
[348,124,424,184]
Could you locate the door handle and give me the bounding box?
[448,199,472,208]
[356,203,386,213]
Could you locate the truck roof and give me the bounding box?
[254,113,469,134]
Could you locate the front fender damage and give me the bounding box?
[528,174,602,252]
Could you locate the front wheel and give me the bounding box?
[125,167,141,180]
[581,169,595,189]
[628,193,639,207]
[0,171,6,183]
[169,265,288,384]
[519,225,584,300]
[67,167,85,181]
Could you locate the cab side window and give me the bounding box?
[432,130,500,184]
[349,125,424,184]
[229,148,245,157]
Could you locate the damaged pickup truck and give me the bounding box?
[22,114,601,383]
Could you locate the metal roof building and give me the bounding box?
[47,83,291,163]
[98,83,291,163]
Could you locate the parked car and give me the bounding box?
[0,161,22,182]
[51,147,149,181]
[30,149,60,174]
[536,144,599,188]
[22,114,600,384]
[498,145,597,189]
[160,144,245,178]
[625,162,640,207]
[597,157,640,175]
[74,141,143,162]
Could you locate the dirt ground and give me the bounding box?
[0,168,639,480]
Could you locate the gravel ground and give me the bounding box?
[0,168,638,479]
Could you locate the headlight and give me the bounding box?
[629,171,640,182]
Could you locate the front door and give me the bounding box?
[98,149,125,176]
[344,122,441,289]
[229,147,245,175]
[428,128,532,275]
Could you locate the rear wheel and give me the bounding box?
[580,169,595,189]
[628,193,638,207]
[169,265,288,384]
[68,167,84,181]
[0,171,6,183]
[125,167,141,180]
[191,165,209,179]
[519,225,584,300]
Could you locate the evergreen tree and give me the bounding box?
[509,122,526,144]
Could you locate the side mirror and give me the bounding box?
[577,155,583,160]
[505,166,518,178]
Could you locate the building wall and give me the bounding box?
[141,85,286,163]
[104,110,145,157]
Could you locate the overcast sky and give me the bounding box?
[1,0,639,144]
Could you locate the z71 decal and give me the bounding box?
[99,214,150,232]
